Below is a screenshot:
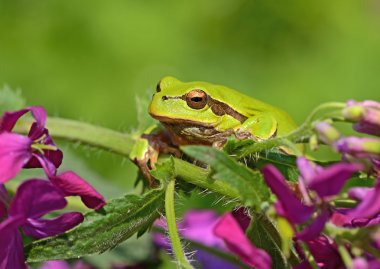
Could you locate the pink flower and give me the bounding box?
[0,107,105,210]
[0,107,62,183]
[262,158,362,240]
[214,213,272,269]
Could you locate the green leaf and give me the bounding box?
[246,213,299,269]
[182,146,270,208]
[25,188,165,263]
[0,85,26,114]
[224,138,300,182]
[150,156,176,183]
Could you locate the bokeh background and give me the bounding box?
[1,0,380,268]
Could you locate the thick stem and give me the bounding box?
[165,179,194,269]
[14,117,135,156]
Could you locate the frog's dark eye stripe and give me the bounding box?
[208,98,247,123]
[185,89,208,109]
[156,80,162,92]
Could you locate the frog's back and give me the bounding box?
[200,82,298,137]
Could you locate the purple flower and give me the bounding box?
[297,157,363,198]
[335,137,380,160]
[153,210,240,269]
[262,158,362,240]
[214,213,272,269]
[343,100,380,137]
[330,177,380,228]
[0,107,105,210]
[295,235,345,269]
[347,179,380,220]
[0,180,84,269]
[0,106,63,183]
[262,164,314,224]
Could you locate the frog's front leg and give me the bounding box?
[129,126,180,187]
[236,113,278,141]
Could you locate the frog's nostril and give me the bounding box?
[162,95,169,101]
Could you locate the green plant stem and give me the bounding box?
[337,244,352,269]
[152,226,252,269]
[300,242,319,269]
[332,199,358,208]
[165,179,194,269]
[14,117,135,156]
[170,157,241,201]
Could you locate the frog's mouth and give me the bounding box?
[149,114,216,128]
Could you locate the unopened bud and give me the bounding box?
[309,134,319,151]
[343,100,380,137]
[314,121,341,145]
[335,137,380,159]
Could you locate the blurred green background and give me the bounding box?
[1,0,380,267]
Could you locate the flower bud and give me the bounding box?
[335,137,380,159]
[343,100,380,137]
[309,134,319,151]
[314,121,341,145]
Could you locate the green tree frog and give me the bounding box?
[130,76,298,186]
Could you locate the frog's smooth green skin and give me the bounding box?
[149,76,298,147]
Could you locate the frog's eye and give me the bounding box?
[186,89,208,109]
[156,80,162,92]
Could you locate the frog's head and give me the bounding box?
[149,76,235,127]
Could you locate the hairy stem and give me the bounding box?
[14,117,135,156]
[165,179,194,269]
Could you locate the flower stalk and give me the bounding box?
[165,179,194,269]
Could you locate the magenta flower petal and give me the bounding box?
[297,157,322,185]
[153,211,241,269]
[214,213,272,269]
[8,180,67,219]
[262,165,314,224]
[26,106,47,140]
[0,218,26,269]
[0,132,32,183]
[25,128,63,170]
[0,108,29,132]
[23,212,84,239]
[39,261,72,269]
[296,210,330,241]
[306,162,362,198]
[49,171,106,210]
[181,210,226,248]
[231,207,251,231]
[306,236,344,269]
[348,180,380,219]
[348,187,372,201]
